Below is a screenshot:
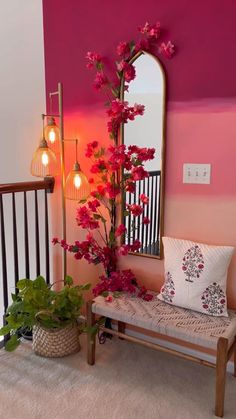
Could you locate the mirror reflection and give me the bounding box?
[121,51,165,258]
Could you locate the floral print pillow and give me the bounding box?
[158,237,234,317]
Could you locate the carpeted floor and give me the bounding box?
[0,334,235,419]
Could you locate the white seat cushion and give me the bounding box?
[92,292,236,349]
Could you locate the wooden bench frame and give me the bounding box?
[87,300,236,418]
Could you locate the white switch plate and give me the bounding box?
[183,163,211,184]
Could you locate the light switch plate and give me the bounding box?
[183,163,211,184]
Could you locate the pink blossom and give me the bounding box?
[127,204,143,217]
[159,41,175,59]
[131,166,148,181]
[86,51,102,69]
[130,239,141,251]
[105,295,113,303]
[138,22,161,39]
[91,184,106,198]
[118,245,130,256]
[135,38,151,53]
[125,182,136,193]
[115,224,127,237]
[88,199,100,212]
[76,206,99,230]
[85,140,99,157]
[93,72,108,90]
[116,41,130,57]
[106,182,120,199]
[140,194,149,204]
[90,159,107,173]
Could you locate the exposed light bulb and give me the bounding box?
[48,129,56,144]
[73,173,81,189]
[42,152,49,166]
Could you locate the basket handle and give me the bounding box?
[35,310,61,325]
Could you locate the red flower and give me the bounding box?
[105,295,113,303]
[125,182,136,193]
[127,204,143,217]
[52,237,59,245]
[143,217,150,225]
[116,41,130,57]
[115,224,127,237]
[106,182,120,199]
[159,41,175,59]
[94,72,108,90]
[86,51,103,69]
[131,166,148,181]
[130,239,141,251]
[140,194,149,205]
[85,141,99,157]
[88,199,100,212]
[90,159,107,173]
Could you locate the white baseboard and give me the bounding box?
[111,323,234,374]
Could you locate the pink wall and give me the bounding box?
[43,0,236,307]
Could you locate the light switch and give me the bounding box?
[183,163,211,184]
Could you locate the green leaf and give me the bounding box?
[17,279,32,290]
[0,325,11,336]
[64,276,73,286]
[5,335,20,352]
[123,210,130,217]
[129,40,135,53]
[79,198,87,204]
[113,291,122,298]
[34,276,47,289]
[101,291,109,297]
[93,213,102,220]
[11,293,17,302]
[79,283,91,291]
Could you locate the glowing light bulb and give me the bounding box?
[48,129,56,144]
[73,174,81,189]
[42,152,49,166]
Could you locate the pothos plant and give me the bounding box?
[0,276,90,351]
[54,21,174,301]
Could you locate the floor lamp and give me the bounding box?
[31,82,90,280]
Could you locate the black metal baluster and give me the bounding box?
[137,180,141,246]
[23,192,30,278]
[141,179,146,252]
[0,195,8,314]
[153,175,158,254]
[149,174,154,254]
[35,190,40,276]
[128,191,131,246]
[12,193,19,290]
[45,190,50,284]
[145,176,150,252]
[156,174,161,254]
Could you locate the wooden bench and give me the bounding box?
[87,292,236,417]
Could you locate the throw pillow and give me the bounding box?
[158,237,234,317]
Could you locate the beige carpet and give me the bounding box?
[0,335,235,419]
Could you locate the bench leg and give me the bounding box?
[234,341,236,378]
[215,337,228,417]
[118,321,126,339]
[86,301,96,365]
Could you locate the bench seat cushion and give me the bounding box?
[92,292,236,350]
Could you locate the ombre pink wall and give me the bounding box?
[43,1,236,307]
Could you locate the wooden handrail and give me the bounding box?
[0,177,55,194]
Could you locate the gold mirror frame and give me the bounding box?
[120,50,166,259]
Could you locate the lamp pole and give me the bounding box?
[58,82,67,279]
[46,82,66,280]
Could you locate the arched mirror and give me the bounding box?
[120,51,166,259]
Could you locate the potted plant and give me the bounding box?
[0,275,90,357]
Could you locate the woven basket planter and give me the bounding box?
[32,323,81,358]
